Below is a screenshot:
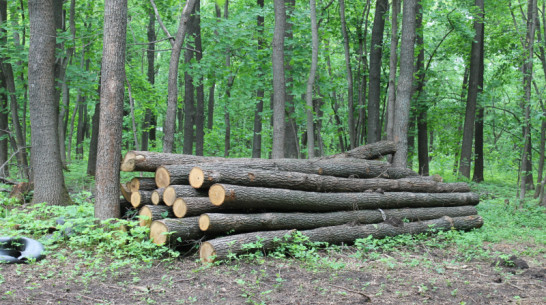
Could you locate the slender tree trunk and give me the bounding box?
[386,0,400,142]
[356,1,370,145]
[206,4,221,132]
[339,0,355,149]
[141,10,156,152]
[223,1,233,158]
[0,67,7,178]
[367,0,388,144]
[87,75,101,176]
[163,0,197,153]
[472,28,485,183]
[28,0,72,205]
[459,0,484,178]
[194,0,204,156]
[252,0,265,158]
[414,1,428,175]
[305,0,318,158]
[272,0,287,158]
[182,7,197,155]
[453,65,470,174]
[325,40,347,151]
[392,0,417,168]
[283,0,298,159]
[94,0,128,219]
[76,58,90,158]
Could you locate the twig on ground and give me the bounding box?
[328,284,371,302]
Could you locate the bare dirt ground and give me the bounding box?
[1,241,544,305]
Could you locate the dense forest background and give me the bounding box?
[0,0,545,211]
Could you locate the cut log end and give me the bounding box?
[150,221,169,245]
[189,167,205,189]
[163,186,176,206]
[120,183,132,202]
[139,206,153,227]
[155,166,170,188]
[151,191,161,205]
[209,184,226,206]
[130,192,141,208]
[173,198,187,218]
[121,151,137,172]
[199,214,210,231]
[199,241,216,263]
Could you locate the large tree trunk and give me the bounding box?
[367,0,388,144]
[459,0,484,178]
[189,166,469,192]
[141,10,156,152]
[121,150,224,172]
[199,206,478,234]
[325,140,396,159]
[283,0,298,159]
[392,0,417,167]
[208,184,479,212]
[414,1,429,176]
[386,0,400,142]
[305,0,318,158]
[272,0,287,158]
[200,215,483,262]
[94,0,128,218]
[28,0,72,205]
[163,0,197,153]
[339,0,355,149]
[472,6,485,183]
[183,3,198,155]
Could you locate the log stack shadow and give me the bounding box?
[118,141,483,263]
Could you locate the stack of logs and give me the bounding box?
[119,141,483,263]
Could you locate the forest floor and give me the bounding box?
[1,167,545,304]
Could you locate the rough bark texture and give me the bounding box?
[163,185,208,206]
[305,0,318,158]
[252,0,265,159]
[129,177,157,192]
[163,0,197,153]
[272,0,286,158]
[189,166,469,193]
[141,10,155,152]
[28,0,72,205]
[325,140,396,160]
[194,0,205,156]
[367,0,388,144]
[139,205,173,227]
[94,0,127,218]
[339,0,355,149]
[130,190,153,208]
[200,215,483,262]
[0,69,7,178]
[386,0,400,142]
[182,3,198,155]
[173,197,227,218]
[199,205,478,234]
[150,217,203,245]
[209,184,479,212]
[121,150,224,172]
[155,165,199,188]
[392,0,417,167]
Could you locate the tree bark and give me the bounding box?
[183,3,198,155]
[163,184,208,206]
[94,0,128,218]
[272,0,287,158]
[386,0,400,142]
[209,184,479,212]
[189,166,469,193]
[155,165,205,188]
[163,0,198,153]
[199,206,478,234]
[87,99,100,176]
[283,0,298,159]
[367,0,389,144]
[392,0,417,167]
[339,0,355,149]
[150,217,203,245]
[0,61,7,178]
[141,10,156,152]
[122,150,224,172]
[139,205,173,227]
[130,190,154,208]
[252,0,265,158]
[305,0,319,158]
[28,0,72,205]
[414,1,428,176]
[129,177,157,192]
[200,215,483,262]
[173,197,227,218]
[325,140,396,160]
[195,0,205,156]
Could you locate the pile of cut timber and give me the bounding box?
[118,141,482,263]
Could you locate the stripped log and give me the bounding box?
[151,188,165,205]
[173,197,229,218]
[129,177,157,192]
[155,165,196,188]
[138,205,173,227]
[163,185,208,206]
[208,184,479,212]
[130,190,154,208]
[150,217,203,245]
[189,166,469,192]
[200,215,484,262]
[198,205,478,233]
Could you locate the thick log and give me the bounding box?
[198,205,478,233]
[155,165,196,188]
[121,150,224,172]
[200,215,483,262]
[129,177,157,192]
[209,184,479,212]
[189,166,469,192]
[163,185,208,206]
[326,140,396,160]
[151,188,165,205]
[130,190,154,208]
[172,197,230,218]
[138,205,174,227]
[120,183,132,202]
[150,217,203,245]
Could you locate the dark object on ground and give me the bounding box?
[492,255,529,269]
[0,237,45,264]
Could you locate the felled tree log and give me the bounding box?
[325,140,396,160]
[138,205,174,227]
[121,151,224,172]
[209,184,479,212]
[150,217,203,245]
[163,185,208,206]
[189,166,469,192]
[173,197,227,218]
[120,183,132,202]
[151,188,165,205]
[200,215,483,262]
[130,190,154,208]
[198,205,478,233]
[129,177,157,192]
[155,165,197,188]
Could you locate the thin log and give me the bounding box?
[121,150,224,172]
[150,217,202,245]
[138,205,173,227]
[130,190,154,208]
[163,185,208,206]
[151,188,165,205]
[198,205,478,233]
[208,184,479,212]
[129,177,157,192]
[325,140,396,160]
[173,197,228,218]
[200,215,483,262]
[155,165,196,188]
[189,166,469,192]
